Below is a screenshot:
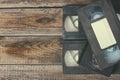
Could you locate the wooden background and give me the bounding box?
[0,0,119,79]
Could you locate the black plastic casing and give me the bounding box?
[78,0,120,70]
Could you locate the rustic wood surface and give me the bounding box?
[0,65,119,80]
[0,9,62,36]
[0,0,119,79]
[0,0,94,8]
[0,37,62,64]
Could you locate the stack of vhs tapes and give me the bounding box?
[62,0,120,77]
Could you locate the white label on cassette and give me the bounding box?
[91,18,117,49]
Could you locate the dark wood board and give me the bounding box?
[0,37,62,64]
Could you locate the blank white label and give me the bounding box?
[91,18,117,49]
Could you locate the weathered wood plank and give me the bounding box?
[0,37,62,64]
[0,0,94,8]
[0,65,119,80]
[0,9,62,36]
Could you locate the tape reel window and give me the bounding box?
[84,3,104,22]
[64,50,79,67]
[64,16,79,32]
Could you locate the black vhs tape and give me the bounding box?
[63,5,86,40]
[78,0,120,70]
[62,4,120,77]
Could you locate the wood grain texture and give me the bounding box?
[0,65,119,80]
[0,0,119,79]
[0,0,94,8]
[0,9,62,36]
[0,37,62,64]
